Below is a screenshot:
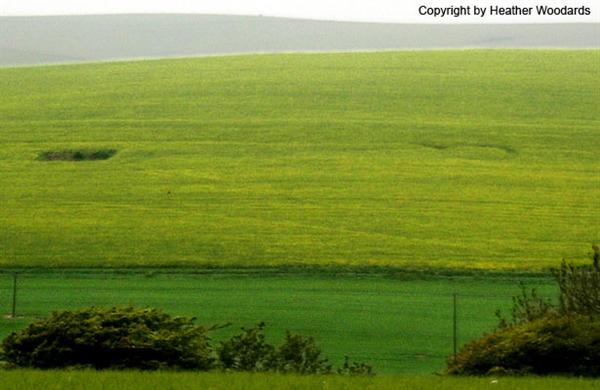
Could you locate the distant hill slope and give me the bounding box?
[1,14,598,66]
[0,51,598,269]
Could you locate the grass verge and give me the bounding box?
[0,370,598,390]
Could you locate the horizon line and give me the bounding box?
[1,12,599,25]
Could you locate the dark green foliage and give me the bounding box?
[38,149,117,161]
[495,246,600,328]
[447,315,600,376]
[1,307,213,370]
[218,322,275,371]
[218,323,366,375]
[451,246,600,376]
[554,245,600,316]
[218,323,331,374]
[2,307,373,375]
[272,331,331,374]
[495,282,555,329]
[337,356,374,376]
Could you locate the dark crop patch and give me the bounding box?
[37,149,117,162]
[417,142,450,150]
[416,142,517,160]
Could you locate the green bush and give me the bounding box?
[272,331,331,374]
[447,314,600,376]
[495,282,556,329]
[218,322,275,371]
[1,306,214,370]
[337,356,374,376]
[554,245,600,316]
[218,323,331,374]
[2,308,373,375]
[451,246,600,376]
[218,323,368,375]
[496,246,600,329]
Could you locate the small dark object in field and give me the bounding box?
[37,149,117,161]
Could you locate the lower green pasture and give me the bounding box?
[0,272,555,373]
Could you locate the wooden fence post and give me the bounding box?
[11,273,18,318]
[452,292,458,358]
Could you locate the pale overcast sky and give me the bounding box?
[0,0,597,23]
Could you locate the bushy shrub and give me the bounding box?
[496,246,600,329]
[337,356,374,376]
[554,245,600,316]
[218,323,368,375]
[272,331,331,374]
[2,308,374,375]
[1,306,214,370]
[218,323,331,374]
[450,246,600,377]
[218,322,275,371]
[495,282,556,329]
[447,314,600,376]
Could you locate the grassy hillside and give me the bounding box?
[1,370,598,390]
[0,50,598,269]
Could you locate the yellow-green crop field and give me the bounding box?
[0,50,598,269]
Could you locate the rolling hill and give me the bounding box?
[1,14,599,66]
[0,50,598,269]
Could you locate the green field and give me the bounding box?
[0,370,598,390]
[0,272,555,373]
[1,50,598,269]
